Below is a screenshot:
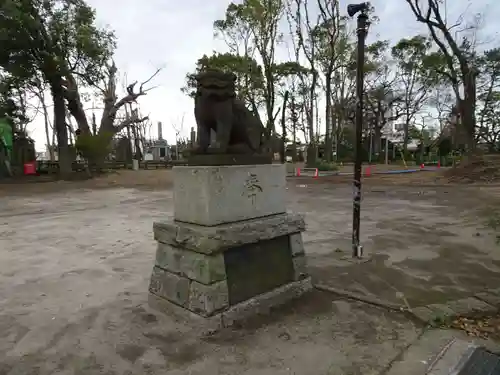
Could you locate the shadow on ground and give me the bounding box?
[295,183,500,307]
[0,287,419,374]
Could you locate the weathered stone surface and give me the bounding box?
[222,278,313,326]
[425,303,456,318]
[411,306,436,323]
[289,233,305,256]
[384,329,484,375]
[475,291,500,306]
[149,278,313,332]
[188,280,229,316]
[153,212,305,254]
[155,242,225,284]
[427,341,479,375]
[193,70,267,159]
[224,235,295,305]
[487,287,500,296]
[418,298,496,321]
[292,255,308,281]
[148,293,223,334]
[444,297,495,316]
[173,164,286,226]
[149,267,190,306]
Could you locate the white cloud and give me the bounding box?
[27,0,499,151]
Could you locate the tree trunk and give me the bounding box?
[66,111,75,146]
[264,64,276,140]
[92,113,97,136]
[373,125,382,157]
[460,71,477,152]
[403,115,410,153]
[132,125,142,160]
[324,78,333,162]
[280,91,289,164]
[306,71,318,166]
[51,83,71,177]
[40,91,55,161]
[126,126,133,163]
[290,95,298,162]
[99,105,119,135]
[65,73,91,135]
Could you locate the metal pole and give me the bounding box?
[175,132,179,160]
[368,125,373,163]
[385,135,389,165]
[350,5,369,258]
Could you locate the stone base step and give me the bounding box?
[456,347,500,375]
[384,330,500,375]
[148,277,313,334]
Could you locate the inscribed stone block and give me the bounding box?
[173,164,286,226]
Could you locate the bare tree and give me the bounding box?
[63,62,160,137]
[316,0,341,161]
[287,0,320,164]
[406,0,480,151]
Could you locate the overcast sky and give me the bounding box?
[29,0,499,151]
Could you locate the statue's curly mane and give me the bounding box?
[195,70,236,99]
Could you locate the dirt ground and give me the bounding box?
[1,169,499,374]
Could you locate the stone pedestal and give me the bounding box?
[148,164,312,329]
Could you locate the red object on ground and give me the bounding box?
[437,161,441,168]
[365,166,371,177]
[313,168,318,178]
[296,168,301,177]
[420,163,425,169]
[23,162,36,175]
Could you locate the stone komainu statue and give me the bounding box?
[193,70,266,154]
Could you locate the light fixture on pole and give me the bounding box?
[347,2,370,258]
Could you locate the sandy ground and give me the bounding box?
[291,182,500,307]
[1,169,499,374]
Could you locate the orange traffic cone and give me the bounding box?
[365,166,371,177]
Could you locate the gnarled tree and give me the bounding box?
[0,0,115,175]
[68,62,160,167]
[406,0,479,152]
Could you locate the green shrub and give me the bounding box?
[308,160,338,171]
[75,132,114,167]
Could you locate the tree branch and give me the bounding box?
[113,67,162,111]
[114,115,149,133]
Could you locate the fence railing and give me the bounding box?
[36,160,187,174]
